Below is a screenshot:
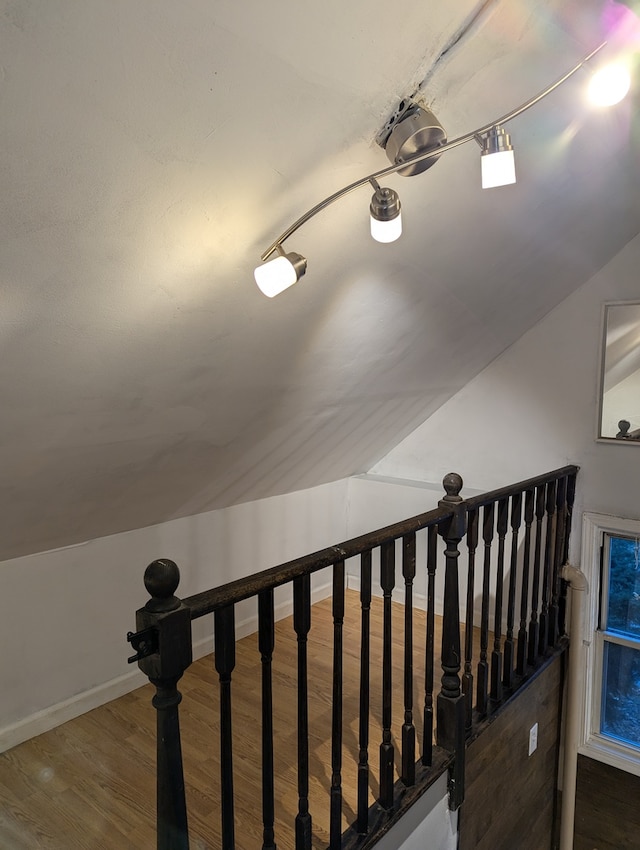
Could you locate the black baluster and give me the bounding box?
[402,532,416,787]
[379,540,395,810]
[357,551,372,835]
[293,575,312,850]
[558,472,577,635]
[491,498,508,703]
[539,480,557,655]
[564,472,577,567]
[528,484,546,665]
[330,561,345,849]
[503,492,522,689]
[129,559,192,850]
[258,590,277,850]
[437,473,467,811]
[463,509,479,730]
[517,489,534,676]
[549,476,567,646]
[476,503,494,716]
[214,604,236,850]
[422,525,437,767]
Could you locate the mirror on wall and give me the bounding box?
[599,301,640,441]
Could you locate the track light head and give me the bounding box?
[480,126,516,189]
[369,185,402,243]
[254,250,307,297]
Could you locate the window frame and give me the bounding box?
[581,512,640,776]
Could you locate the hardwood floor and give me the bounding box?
[0,592,461,849]
[574,754,640,850]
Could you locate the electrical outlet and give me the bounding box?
[528,722,538,756]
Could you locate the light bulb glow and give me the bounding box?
[254,255,298,297]
[481,149,516,189]
[370,212,402,243]
[369,186,402,243]
[588,63,631,106]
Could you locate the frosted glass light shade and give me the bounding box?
[481,149,516,189]
[588,63,631,107]
[369,185,402,243]
[370,212,402,243]
[254,252,306,297]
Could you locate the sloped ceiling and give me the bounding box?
[1,0,639,561]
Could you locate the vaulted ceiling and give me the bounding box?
[2,0,639,561]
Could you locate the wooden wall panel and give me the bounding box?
[459,653,565,850]
[574,754,640,850]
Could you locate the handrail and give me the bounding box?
[184,505,453,618]
[462,464,578,510]
[183,464,578,619]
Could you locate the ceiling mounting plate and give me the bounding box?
[383,102,447,177]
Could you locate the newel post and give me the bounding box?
[127,559,193,850]
[437,473,467,811]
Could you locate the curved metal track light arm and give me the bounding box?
[260,41,606,262]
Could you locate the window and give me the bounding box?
[598,534,640,748]
[582,514,640,775]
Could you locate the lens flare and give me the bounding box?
[588,63,631,106]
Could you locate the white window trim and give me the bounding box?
[580,511,640,776]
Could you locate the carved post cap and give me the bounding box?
[441,473,463,503]
[617,419,631,438]
[144,559,182,613]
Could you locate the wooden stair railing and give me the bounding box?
[127,465,578,850]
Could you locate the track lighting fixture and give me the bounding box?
[253,246,307,298]
[254,43,628,296]
[369,179,402,243]
[479,126,516,189]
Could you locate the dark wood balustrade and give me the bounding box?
[127,465,578,850]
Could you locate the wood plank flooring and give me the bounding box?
[0,591,472,850]
[574,754,640,850]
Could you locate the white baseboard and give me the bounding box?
[0,633,211,754]
[0,667,146,753]
[0,579,333,754]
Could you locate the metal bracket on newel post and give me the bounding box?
[129,558,193,681]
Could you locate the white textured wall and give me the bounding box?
[0,479,349,749]
[370,233,640,561]
[345,475,469,613]
[346,475,445,537]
